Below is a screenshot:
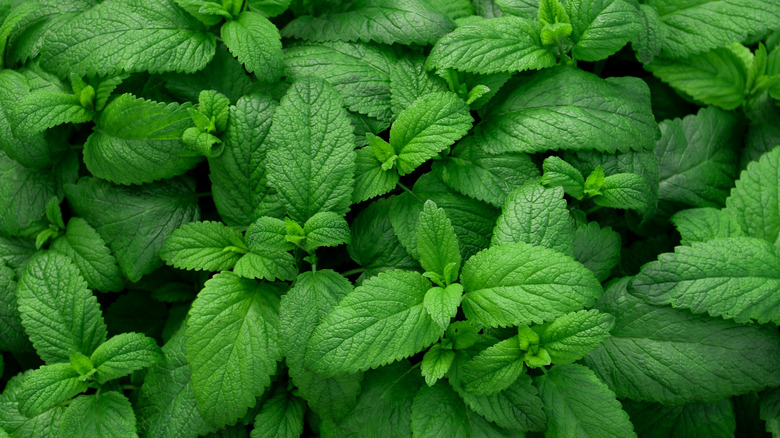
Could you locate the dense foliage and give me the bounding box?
[1,0,780,436]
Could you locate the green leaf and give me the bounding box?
[306,270,443,376]
[536,364,637,438]
[14,91,92,134]
[726,146,780,244]
[245,217,292,253]
[250,388,305,438]
[495,0,538,18]
[593,172,647,210]
[160,221,244,272]
[284,41,395,123]
[646,43,752,110]
[655,106,741,207]
[83,94,201,185]
[423,284,463,330]
[631,4,664,64]
[585,277,780,404]
[573,221,621,282]
[670,207,743,246]
[353,146,400,203]
[421,344,455,387]
[221,11,283,82]
[492,183,575,255]
[454,372,547,432]
[280,0,455,46]
[761,388,780,437]
[416,201,461,279]
[461,242,602,328]
[247,0,290,17]
[58,392,136,438]
[303,212,350,251]
[631,237,780,325]
[0,71,51,168]
[0,263,29,352]
[462,337,525,395]
[427,16,555,75]
[90,332,162,384]
[186,272,282,427]
[65,176,200,282]
[40,0,216,75]
[475,67,659,154]
[623,399,736,438]
[194,90,230,133]
[17,252,107,364]
[50,217,123,293]
[267,77,355,224]
[435,137,540,208]
[541,156,585,199]
[646,0,780,58]
[0,370,67,438]
[390,54,448,119]
[390,92,473,175]
[0,153,58,236]
[172,0,225,26]
[16,363,88,417]
[233,251,297,282]
[536,309,613,364]
[208,93,279,227]
[566,0,641,62]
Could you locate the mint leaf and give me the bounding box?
[391,91,473,175]
[50,217,123,293]
[475,67,659,154]
[390,54,448,119]
[462,242,601,327]
[84,94,200,185]
[221,11,283,82]
[245,217,292,253]
[17,252,107,364]
[455,373,547,432]
[427,16,555,75]
[670,208,743,246]
[90,332,162,384]
[541,156,585,199]
[353,146,400,203]
[186,272,282,427]
[567,0,641,62]
[631,4,664,64]
[267,77,355,224]
[0,70,51,168]
[726,145,780,244]
[14,91,92,134]
[491,183,575,255]
[435,137,540,208]
[593,172,647,210]
[0,263,28,352]
[250,388,306,438]
[631,237,780,325]
[233,251,297,282]
[160,221,244,272]
[624,399,736,438]
[0,370,66,437]
[281,0,455,46]
[303,212,351,251]
[585,278,780,404]
[535,363,636,438]
[420,344,455,387]
[41,0,217,75]
[0,152,58,236]
[423,284,463,330]
[573,221,621,282]
[65,176,200,282]
[462,337,525,395]
[306,270,443,376]
[16,363,87,417]
[416,200,461,279]
[536,309,614,364]
[58,391,136,438]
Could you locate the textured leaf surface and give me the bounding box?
[537,310,614,364]
[585,278,780,404]
[58,392,136,438]
[475,67,658,154]
[567,0,641,62]
[303,212,351,250]
[17,252,106,364]
[41,0,216,75]
[14,91,91,134]
[50,217,123,293]
[90,332,162,383]
[455,373,547,432]
[670,208,743,246]
[462,337,525,395]
[232,251,297,282]
[0,152,58,236]
[0,264,28,352]
[461,242,602,327]
[573,221,620,282]
[623,399,736,438]
[416,201,461,278]
[390,54,447,119]
[250,389,305,438]
[221,11,283,82]
[186,272,282,427]
[594,173,647,210]
[160,221,244,272]
[726,146,780,244]
[0,371,67,438]
[16,363,88,417]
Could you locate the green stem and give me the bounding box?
[341,267,366,277]
[398,182,424,203]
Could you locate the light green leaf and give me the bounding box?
[17,252,107,364]
[536,309,614,364]
[391,92,473,176]
[171,0,226,26]
[0,71,51,168]
[83,94,200,185]
[0,370,67,438]
[233,251,297,282]
[541,156,585,199]
[670,208,743,246]
[631,237,780,325]
[475,66,659,154]
[250,388,305,438]
[280,0,455,46]
[462,337,525,395]
[593,172,647,210]
[390,54,448,119]
[41,0,216,75]
[303,212,350,251]
[353,146,400,203]
[50,217,123,293]
[646,43,752,110]
[416,200,461,279]
[16,363,88,417]
[631,4,664,64]
[455,373,546,432]
[646,0,780,58]
[267,77,355,224]
[221,11,283,82]
[573,221,620,282]
[247,0,290,17]
[423,284,463,330]
[427,15,555,75]
[65,176,200,282]
[14,91,92,134]
[421,344,455,387]
[567,0,641,62]
[160,221,244,272]
[0,153,58,236]
[585,278,780,404]
[726,145,780,244]
[492,183,575,255]
[624,399,736,438]
[186,272,282,427]
[495,0,538,18]
[245,217,292,253]
[90,332,163,384]
[536,364,637,438]
[58,392,136,438]
[306,270,443,376]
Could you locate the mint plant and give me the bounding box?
[1,0,780,437]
